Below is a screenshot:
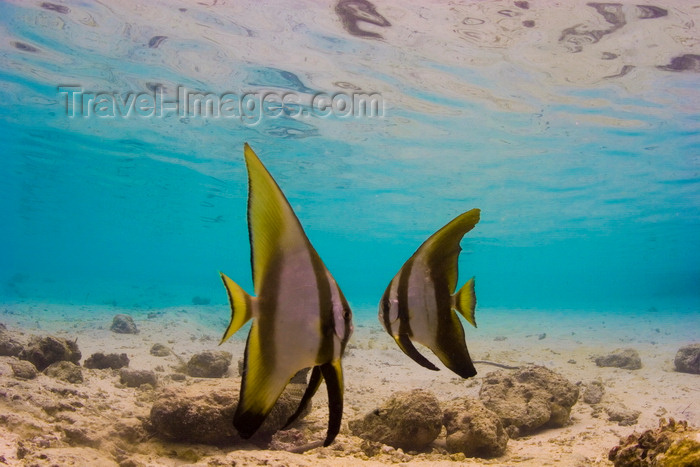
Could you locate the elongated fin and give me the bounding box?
[394,334,440,371]
[283,366,323,430]
[219,272,254,344]
[234,323,290,439]
[452,276,477,328]
[244,143,309,295]
[320,360,344,447]
[415,208,480,293]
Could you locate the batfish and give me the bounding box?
[219,143,353,446]
[379,208,480,378]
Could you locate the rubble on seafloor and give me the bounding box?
[608,418,700,466]
[0,320,698,465]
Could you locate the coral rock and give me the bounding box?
[0,323,24,357]
[149,343,171,357]
[10,359,37,380]
[582,380,605,405]
[19,335,81,371]
[674,343,700,375]
[609,418,700,466]
[187,350,232,378]
[443,397,508,457]
[110,314,139,334]
[479,365,579,438]
[84,352,129,370]
[45,361,84,384]
[148,379,310,445]
[604,402,641,426]
[119,369,157,387]
[349,389,442,451]
[594,348,642,370]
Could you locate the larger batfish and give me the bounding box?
[379,209,480,378]
[219,143,353,446]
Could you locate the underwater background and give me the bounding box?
[1,0,699,326]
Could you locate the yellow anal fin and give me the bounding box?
[234,324,288,439]
[219,272,254,344]
[452,276,477,328]
[431,312,477,379]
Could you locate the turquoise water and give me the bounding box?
[1,0,699,321]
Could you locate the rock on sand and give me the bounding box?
[19,335,81,371]
[186,350,232,378]
[110,314,139,334]
[443,396,508,457]
[479,365,579,438]
[594,348,642,370]
[0,323,24,357]
[148,378,310,445]
[84,352,130,370]
[674,343,700,374]
[349,389,442,451]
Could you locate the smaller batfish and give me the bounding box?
[379,209,480,378]
[220,144,353,446]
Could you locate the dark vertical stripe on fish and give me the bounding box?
[380,282,393,333]
[258,248,282,371]
[430,265,452,342]
[313,248,333,363]
[396,257,415,336]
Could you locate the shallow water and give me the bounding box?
[2,0,699,318]
[0,1,699,463]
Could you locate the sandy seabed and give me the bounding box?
[0,302,698,466]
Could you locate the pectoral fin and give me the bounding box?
[219,272,254,344]
[394,334,440,371]
[452,276,477,328]
[320,360,344,447]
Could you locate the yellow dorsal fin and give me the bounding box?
[244,143,309,294]
[219,272,255,343]
[452,276,477,328]
[415,208,480,293]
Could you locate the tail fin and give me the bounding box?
[452,277,477,328]
[219,272,254,344]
